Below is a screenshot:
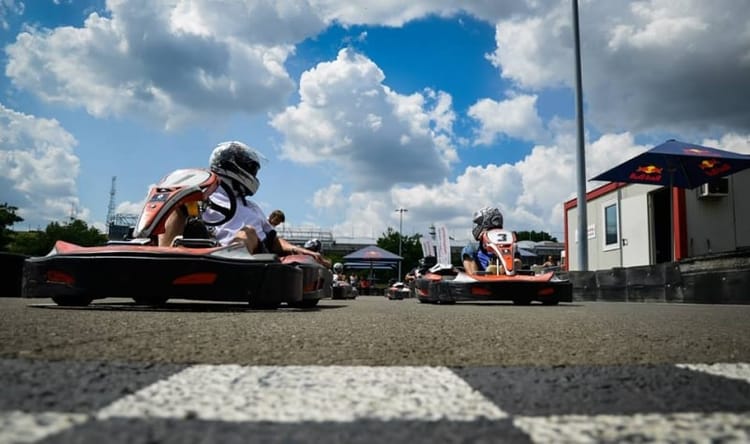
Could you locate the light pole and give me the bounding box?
[395,208,408,280]
[572,0,589,271]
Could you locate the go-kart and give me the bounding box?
[414,229,572,305]
[331,280,358,300]
[22,169,332,309]
[385,281,411,300]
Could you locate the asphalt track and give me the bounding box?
[1,296,749,443]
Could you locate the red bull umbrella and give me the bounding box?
[590,139,750,262]
[590,139,750,188]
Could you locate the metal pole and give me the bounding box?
[395,208,408,280]
[617,187,623,267]
[572,0,589,271]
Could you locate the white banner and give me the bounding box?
[435,225,451,265]
[420,238,435,258]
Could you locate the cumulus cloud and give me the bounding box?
[324,128,673,242]
[270,48,456,191]
[312,183,344,209]
[4,0,313,129]
[0,103,88,228]
[468,94,546,144]
[702,133,750,156]
[487,0,750,135]
[309,0,531,27]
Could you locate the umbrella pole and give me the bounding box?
[617,187,623,267]
[669,171,675,262]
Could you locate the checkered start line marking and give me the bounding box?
[1,363,749,443]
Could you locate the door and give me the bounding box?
[649,187,671,264]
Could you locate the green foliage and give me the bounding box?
[376,227,423,279]
[515,230,558,242]
[0,203,24,251]
[7,218,107,256]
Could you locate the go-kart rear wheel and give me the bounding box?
[133,296,169,306]
[51,295,93,307]
[542,297,559,306]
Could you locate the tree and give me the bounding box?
[515,230,558,242]
[7,218,107,256]
[0,203,24,251]
[376,227,423,279]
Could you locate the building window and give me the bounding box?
[603,202,619,250]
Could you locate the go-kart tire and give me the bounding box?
[513,297,532,306]
[133,296,169,306]
[51,295,93,307]
[249,300,281,310]
[542,297,559,306]
[288,299,320,308]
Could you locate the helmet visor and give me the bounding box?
[236,156,260,177]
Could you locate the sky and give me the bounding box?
[1,0,749,244]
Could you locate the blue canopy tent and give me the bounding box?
[343,245,402,279]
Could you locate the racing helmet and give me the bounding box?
[304,238,322,253]
[209,141,262,196]
[471,206,504,240]
[333,262,343,273]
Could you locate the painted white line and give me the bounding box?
[0,411,89,444]
[677,363,750,384]
[514,411,750,444]
[97,365,508,423]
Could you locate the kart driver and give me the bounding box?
[332,262,346,282]
[158,141,326,264]
[461,206,508,274]
[303,238,332,268]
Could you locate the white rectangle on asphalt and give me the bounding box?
[514,412,750,443]
[0,411,89,444]
[97,365,508,423]
[677,363,750,384]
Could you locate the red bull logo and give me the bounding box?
[629,164,663,182]
[684,148,712,155]
[699,158,731,177]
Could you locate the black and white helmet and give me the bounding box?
[333,262,343,273]
[209,141,262,196]
[304,238,322,253]
[471,206,504,240]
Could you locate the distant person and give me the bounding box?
[404,268,417,283]
[542,255,556,268]
[332,262,346,282]
[268,209,285,227]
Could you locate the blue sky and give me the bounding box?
[1,0,749,243]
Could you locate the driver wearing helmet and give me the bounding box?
[302,238,332,268]
[159,141,325,264]
[332,262,345,282]
[461,206,505,274]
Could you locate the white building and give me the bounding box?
[564,169,750,271]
